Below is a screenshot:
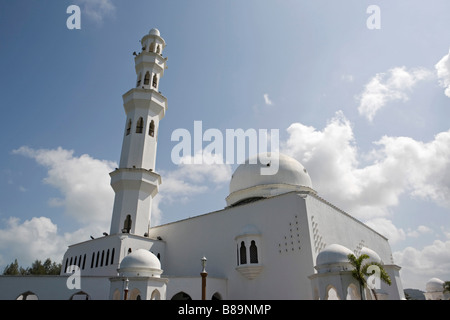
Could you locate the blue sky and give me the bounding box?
[1,0,450,290]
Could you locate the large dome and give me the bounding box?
[226,153,314,206]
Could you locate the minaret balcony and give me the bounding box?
[122,88,167,119]
[134,51,167,75]
[110,168,161,197]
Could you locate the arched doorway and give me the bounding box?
[171,291,192,300]
[16,291,38,300]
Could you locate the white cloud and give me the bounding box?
[283,111,450,222]
[0,146,119,269]
[407,225,433,238]
[74,0,116,23]
[394,239,450,289]
[357,66,433,121]
[12,146,116,225]
[263,93,273,106]
[435,49,450,98]
[152,151,232,224]
[0,217,64,269]
[365,218,406,245]
[0,215,110,269]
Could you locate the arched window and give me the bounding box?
[144,71,150,85]
[136,117,144,134]
[156,45,161,54]
[126,119,132,136]
[129,288,141,300]
[151,289,160,300]
[152,74,158,88]
[250,240,258,263]
[240,241,247,264]
[326,286,340,300]
[149,42,156,52]
[123,215,132,233]
[112,289,121,300]
[149,120,155,137]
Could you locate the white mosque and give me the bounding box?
[0,28,408,300]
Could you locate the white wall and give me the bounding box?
[0,275,110,300]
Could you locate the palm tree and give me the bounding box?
[347,253,391,300]
[444,281,450,294]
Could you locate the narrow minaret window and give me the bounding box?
[149,42,156,52]
[126,119,132,136]
[136,117,144,134]
[156,45,161,54]
[136,73,142,87]
[149,120,155,137]
[123,215,132,233]
[144,72,150,85]
[152,74,158,88]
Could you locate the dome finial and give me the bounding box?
[149,28,160,36]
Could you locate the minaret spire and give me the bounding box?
[109,28,168,236]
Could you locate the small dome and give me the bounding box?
[149,28,160,36]
[426,278,444,293]
[226,153,314,206]
[119,249,162,277]
[360,247,382,264]
[316,244,353,267]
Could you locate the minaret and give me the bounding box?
[109,28,168,236]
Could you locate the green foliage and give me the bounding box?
[2,258,61,275]
[444,281,450,293]
[347,253,391,300]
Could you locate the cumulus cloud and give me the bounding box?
[0,217,63,268]
[394,239,450,289]
[365,218,406,245]
[282,111,450,238]
[435,49,450,98]
[0,146,118,268]
[406,225,433,238]
[357,66,433,121]
[12,146,116,225]
[156,151,232,209]
[282,112,450,288]
[74,0,116,23]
